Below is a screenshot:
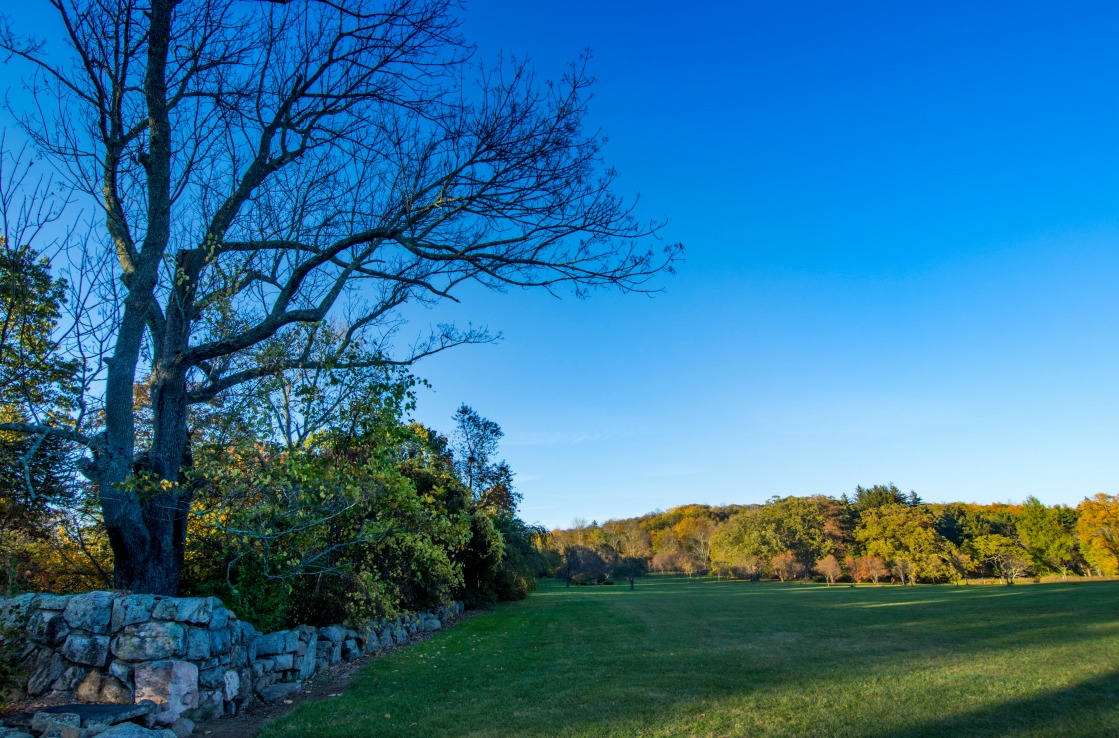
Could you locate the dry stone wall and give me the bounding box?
[0,592,464,727]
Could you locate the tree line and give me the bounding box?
[545,485,1119,585]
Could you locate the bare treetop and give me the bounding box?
[0,0,680,594]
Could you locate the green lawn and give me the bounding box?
[261,577,1119,737]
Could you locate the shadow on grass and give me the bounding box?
[871,668,1119,738]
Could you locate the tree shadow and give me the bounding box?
[870,668,1119,737]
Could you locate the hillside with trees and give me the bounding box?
[546,485,1119,585]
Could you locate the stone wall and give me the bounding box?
[0,592,463,727]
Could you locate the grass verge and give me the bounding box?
[261,577,1119,737]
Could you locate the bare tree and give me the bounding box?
[850,555,888,584]
[814,554,842,585]
[0,0,680,594]
[770,550,803,582]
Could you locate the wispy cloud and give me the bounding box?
[506,430,606,447]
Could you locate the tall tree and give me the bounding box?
[1016,497,1079,578]
[0,238,82,557]
[0,1,679,594]
[450,404,519,514]
[1076,494,1119,575]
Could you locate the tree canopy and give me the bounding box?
[0,0,679,594]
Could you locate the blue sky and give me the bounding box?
[5,2,1118,528]
[408,1,1119,527]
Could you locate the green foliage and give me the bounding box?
[0,621,25,710]
[851,483,908,511]
[971,533,1033,584]
[489,515,547,600]
[856,504,954,584]
[0,240,90,594]
[458,510,506,607]
[182,367,465,625]
[0,598,29,710]
[184,420,470,626]
[451,405,521,515]
[557,545,613,585]
[1017,497,1079,576]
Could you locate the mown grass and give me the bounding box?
[260,577,1119,737]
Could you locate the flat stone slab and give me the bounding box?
[37,703,154,726]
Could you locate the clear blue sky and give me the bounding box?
[412,1,1119,528]
[6,2,1118,528]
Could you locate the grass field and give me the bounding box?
[261,577,1119,737]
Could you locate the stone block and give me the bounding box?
[152,598,212,626]
[198,665,222,690]
[297,640,316,680]
[253,672,274,691]
[25,648,64,696]
[221,669,239,702]
[209,605,229,630]
[33,593,71,612]
[237,668,253,704]
[27,610,70,646]
[110,595,156,632]
[75,670,103,702]
[150,599,176,621]
[62,634,111,667]
[283,630,299,653]
[257,682,300,704]
[31,712,80,733]
[208,627,230,656]
[271,653,293,671]
[52,664,89,692]
[112,622,185,661]
[109,659,133,684]
[253,631,286,657]
[341,639,359,661]
[183,688,223,722]
[422,617,442,632]
[319,625,345,643]
[99,675,133,705]
[133,661,198,723]
[238,621,257,642]
[183,627,210,661]
[63,592,115,635]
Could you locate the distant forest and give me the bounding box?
[544,486,1119,585]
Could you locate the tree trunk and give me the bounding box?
[96,0,186,596]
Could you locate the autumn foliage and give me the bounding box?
[545,486,1118,585]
